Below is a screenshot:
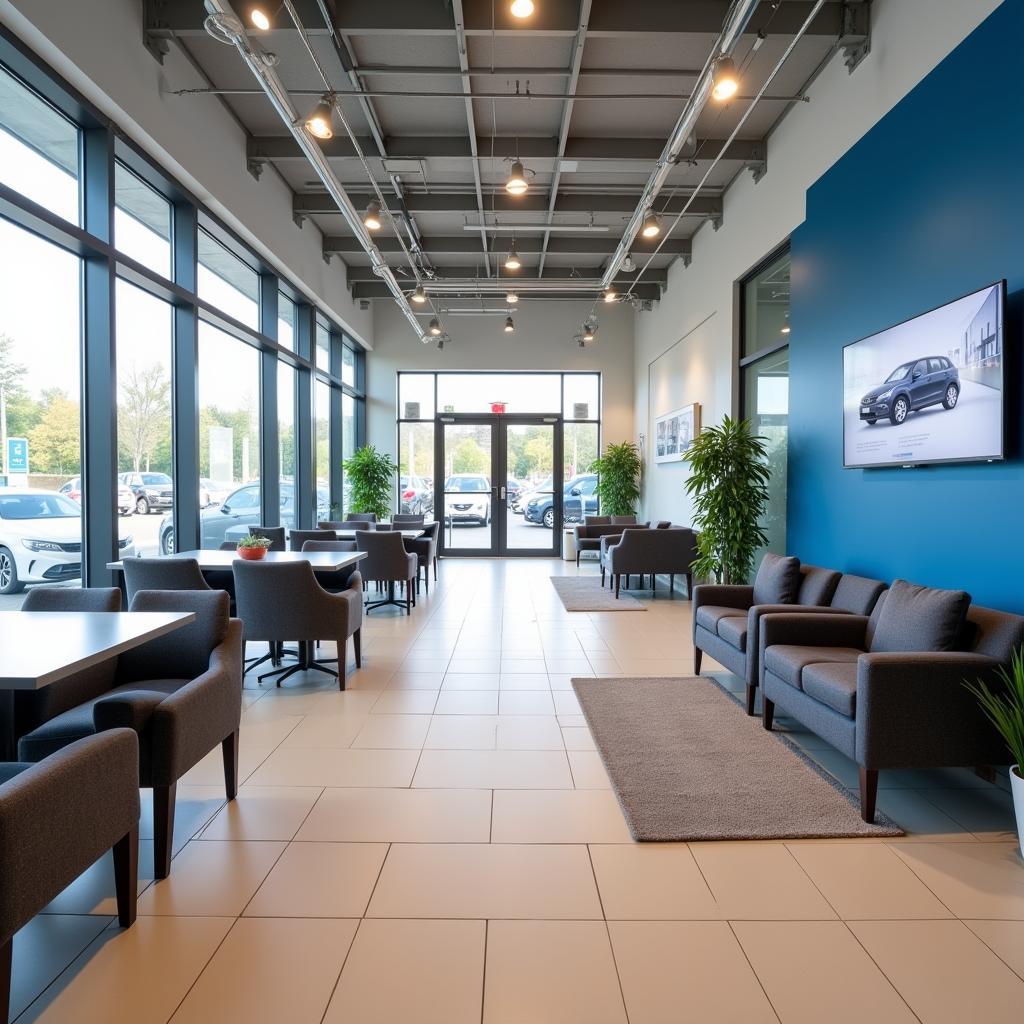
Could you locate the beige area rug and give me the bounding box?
[549,576,646,612]
[572,675,903,840]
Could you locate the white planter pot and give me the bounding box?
[1012,766,1024,856]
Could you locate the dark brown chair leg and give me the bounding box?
[1,937,11,1024]
[433,556,438,581]
[600,566,605,586]
[615,575,620,598]
[694,647,703,674]
[112,824,139,927]
[859,766,879,823]
[686,572,693,597]
[338,640,347,691]
[222,729,239,800]
[153,783,177,880]
[669,573,674,595]
[406,581,412,615]
[576,551,580,567]
[745,684,756,717]
[762,697,775,731]
[353,628,362,668]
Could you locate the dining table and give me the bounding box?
[0,609,196,760]
[107,549,367,573]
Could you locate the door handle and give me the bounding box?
[500,487,506,500]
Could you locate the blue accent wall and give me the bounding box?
[787,0,1024,612]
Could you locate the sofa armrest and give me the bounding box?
[855,652,1006,768]
[93,691,167,735]
[0,730,140,942]
[760,612,869,652]
[692,585,754,612]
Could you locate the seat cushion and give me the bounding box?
[869,579,971,654]
[17,679,186,762]
[752,553,802,605]
[696,605,747,634]
[801,661,859,717]
[577,537,602,551]
[763,645,862,690]
[716,615,747,652]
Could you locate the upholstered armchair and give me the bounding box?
[601,527,698,598]
[121,557,212,604]
[573,517,624,567]
[16,589,243,879]
[1,729,141,1021]
[356,530,418,614]
[404,520,439,592]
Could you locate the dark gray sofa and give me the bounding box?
[759,579,1024,822]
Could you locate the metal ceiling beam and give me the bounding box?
[147,1,847,36]
[249,135,765,162]
[295,191,723,217]
[353,282,662,300]
[537,0,591,279]
[344,265,669,284]
[324,235,691,256]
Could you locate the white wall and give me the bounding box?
[368,299,634,463]
[0,0,373,345]
[634,0,1003,525]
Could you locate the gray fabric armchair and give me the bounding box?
[347,513,377,524]
[759,581,1024,822]
[121,557,212,605]
[16,589,243,879]
[573,521,625,567]
[249,526,286,550]
[1,729,140,1021]
[601,527,697,598]
[404,520,439,593]
[392,513,426,527]
[301,538,361,592]
[356,530,417,614]
[288,529,327,552]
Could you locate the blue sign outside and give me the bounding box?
[6,437,28,474]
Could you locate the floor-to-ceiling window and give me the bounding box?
[740,246,790,557]
[315,377,331,521]
[278,363,297,528]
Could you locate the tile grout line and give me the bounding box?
[724,920,783,1024]
[585,844,633,1024]
[838,919,925,1023]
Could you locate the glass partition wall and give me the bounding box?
[0,34,365,602]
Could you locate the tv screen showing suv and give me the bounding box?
[842,281,1005,468]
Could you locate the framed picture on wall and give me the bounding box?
[654,403,701,463]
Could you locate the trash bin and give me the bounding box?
[562,527,576,562]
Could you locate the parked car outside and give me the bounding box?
[505,479,525,507]
[523,473,599,528]
[0,489,134,594]
[399,474,433,515]
[859,356,960,426]
[119,471,173,515]
[158,481,330,554]
[511,476,550,514]
[200,478,234,508]
[443,474,491,527]
[59,477,135,516]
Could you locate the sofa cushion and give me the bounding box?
[752,553,802,606]
[796,566,841,607]
[763,645,862,690]
[716,615,747,652]
[610,515,637,525]
[696,605,746,635]
[802,661,859,717]
[584,515,611,526]
[869,579,971,654]
[831,574,886,616]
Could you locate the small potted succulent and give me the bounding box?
[966,649,1024,854]
[236,533,273,561]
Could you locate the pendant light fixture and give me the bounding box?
[640,209,660,239]
[411,284,427,304]
[304,94,334,140]
[504,316,516,333]
[505,159,529,196]
[506,290,519,304]
[510,0,535,17]
[428,317,442,336]
[582,322,596,343]
[603,287,617,303]
[504,245,522,271]
[363,200,382,231]
[711,55,740,102]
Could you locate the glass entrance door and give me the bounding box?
[437,417,562,556]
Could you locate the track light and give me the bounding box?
[429,317,442,336]
[640,210,660,239]
[411,284,427,304]
[504,246,521,271]
[304,95,334,140]
[621,253,635,273]
[582,322,596,342]
[363,200,382,231]
[510,0,535,17]
[505,159,529,196]
[781,311,791,335]
[506,290,518,304]
[504,316,515,333]
[603,288,617,303]
[248,4,272,30]
[711,55,740,102]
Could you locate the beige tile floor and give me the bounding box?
[9,557,1024,1023]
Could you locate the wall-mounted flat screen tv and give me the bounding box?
[843,281,1005,468]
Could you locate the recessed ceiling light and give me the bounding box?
[510,0,535,18]
[711,55,740,102]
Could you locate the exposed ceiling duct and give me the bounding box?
[600,0,763,289]
[201,0,427,340]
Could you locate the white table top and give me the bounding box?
[0,611,196,690]
[108,550,367,572]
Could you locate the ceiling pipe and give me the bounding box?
[202,0,426,340]
[600,0,762,289]
[423,279,607,294]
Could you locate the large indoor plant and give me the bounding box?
[965,650,1024,854]
[589,441,642,516]
[343,444,398,521]
[684,415,770,584]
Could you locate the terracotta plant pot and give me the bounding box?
[236,545,268,561]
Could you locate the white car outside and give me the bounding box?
[444,474,491,527]
[0,489,135,594]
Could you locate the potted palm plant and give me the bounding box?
[343,444,398,521]
[589,441,642,516]
[684,415,770,584]
[966,650,1024,854]
[236,533,273,560]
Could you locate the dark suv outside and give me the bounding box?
[120,471,173,515]
[523,473,599,528]
[859,356,960,426]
